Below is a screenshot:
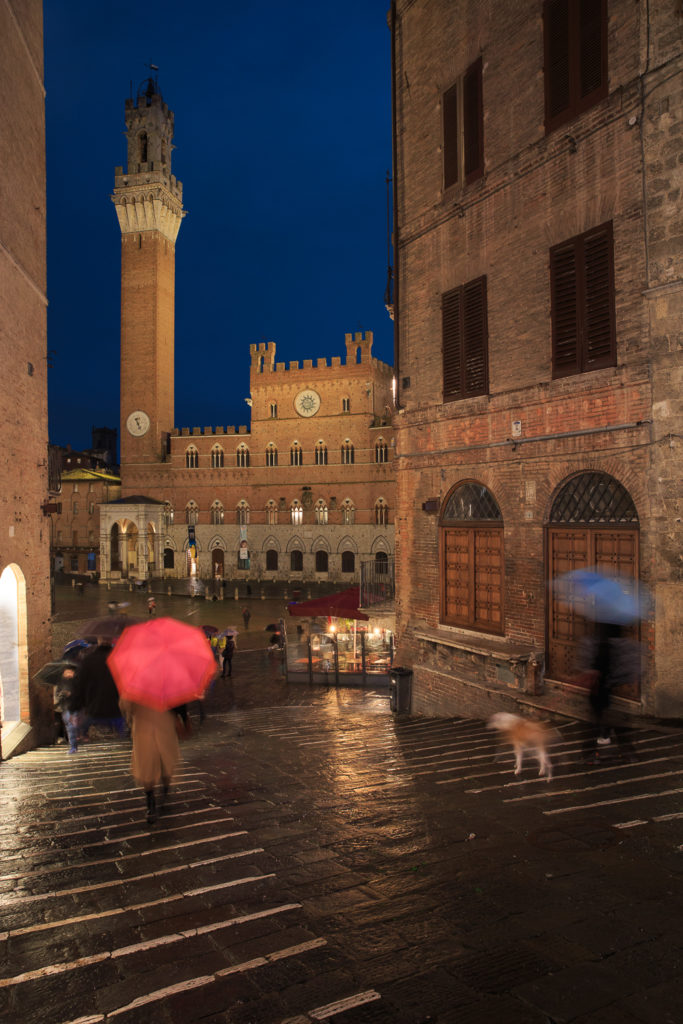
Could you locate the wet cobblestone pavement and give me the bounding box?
[2,594,683,1023]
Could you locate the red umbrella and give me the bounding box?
[107,617,216,711]
[287,587,369,621]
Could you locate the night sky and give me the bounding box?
[45,1,394,455]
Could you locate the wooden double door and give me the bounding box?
[546,526,640,697]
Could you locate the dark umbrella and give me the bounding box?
[33,660,78,688]
[202,625,219,637]
[265,623,280,632]
[76,615,142,643]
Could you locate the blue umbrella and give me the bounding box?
[62,638,92,658]
[554,569,647,625]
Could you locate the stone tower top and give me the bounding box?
[124,78,176,179]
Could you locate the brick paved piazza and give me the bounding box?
[1,590,682,1023]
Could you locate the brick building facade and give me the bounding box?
[0,0,52,756]
[100,80,395,588]
[390,0,681,718]
[53,468,121,576]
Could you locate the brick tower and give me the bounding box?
[112,77,183,471]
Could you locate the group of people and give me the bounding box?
[54,640,126,753]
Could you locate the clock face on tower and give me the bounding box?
[294,389,321,418]
[126,410,150,437]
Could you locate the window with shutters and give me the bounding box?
[544,0,607,134]
[443,57,483,190]
[442,276,489,402]
[440,481,504,634]
[550,221,615,378]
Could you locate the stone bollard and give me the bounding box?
[167,585,172,597]
[234,587,239,601]
[261,588,265,600]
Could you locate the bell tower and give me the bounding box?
[112,77,183,472]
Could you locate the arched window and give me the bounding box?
[341,440,355,465]
[374,498,389,526]
[164,502,175,527]
[163,547,175,569]
[265,443,278,467]
[290,442,302,466]
[375,438,389,464]
[290,549,303,572]
[236,444,250,468]
[315,441,328,466]
[185,500,199,525]
[342,397,350,413]
[185,445,198,469]
[315,500,328,525]
[341,499,355,525]
[266,549,278,571]
[237,500,250,526]
[270,402,278,418]
[211,445,224,468]
[547,472,640,689]
[440,481,503,634]
[375,550,388,575]
[341,550,355,573]
[291,501,303,525]
[315,550,329,573]
[210,501,224,525]
[266,500,278,525]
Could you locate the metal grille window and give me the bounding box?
[290,443,302,466]
[551,222,616,378]
[185,446,198,469]
[544,0,607,134]
[236,444,250,468]
[442,276,489,402]
[550,472,639,523]
[440,481,504,634]
[265,444,278,467]
[315,442,328,466]
[443,57,483,188]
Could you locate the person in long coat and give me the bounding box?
[119,700,179,824]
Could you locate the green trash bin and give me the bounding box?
[389,667,412,713]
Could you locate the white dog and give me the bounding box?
[487,712,555,780]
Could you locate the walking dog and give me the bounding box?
[487,712,555,780]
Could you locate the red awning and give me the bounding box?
[287,587,369,621]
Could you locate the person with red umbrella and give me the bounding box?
[108,617,217,824]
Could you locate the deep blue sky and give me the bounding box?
[45,1,394,454]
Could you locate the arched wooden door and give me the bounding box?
[546,472,639,694]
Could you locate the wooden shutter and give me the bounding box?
[550,239,579,376]
[442,286,463,400]
[579,0,606,101]
[463,276,488,396]
[443,82,459,189]
[443,278,488,401]
[582,223,615,370]
[442,528,472,624]
[544,0,570,127]
[463,58,483,184]
[442,526,503,632]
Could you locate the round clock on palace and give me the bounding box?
[294,389,321,417]
[126,410,150,437]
